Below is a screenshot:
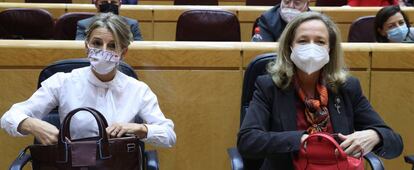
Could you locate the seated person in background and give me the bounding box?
[375,5,414,42]
[237,11,403,169]
[348,0,398,6]
[254,0,310,42]
[1,13,175,147]
[76,0,142,40]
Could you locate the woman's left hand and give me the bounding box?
[106,123,148,139]
[338,129,381,158]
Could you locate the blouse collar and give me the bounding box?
[86,66,123,91]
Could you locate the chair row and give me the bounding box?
[2,3,413,41]
[0,8,243,41]
[9,0,348,6]
[0,7,381,42]
[0,8,94,39]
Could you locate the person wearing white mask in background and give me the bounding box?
[252,0,310,42]
[375,5,414,42]
[238,12,403,169]
[1,13,176,148]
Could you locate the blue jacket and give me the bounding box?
[256,5,311,42]
[255,5,287,42]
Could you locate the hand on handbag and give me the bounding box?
[106,122,148,138]
[338,129,381,158]
[18,117,59,145]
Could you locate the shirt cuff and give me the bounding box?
[140,124,166,146]
[1,112,30,137]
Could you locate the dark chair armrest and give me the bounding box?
[145,150,159,170]
[364,152,384,170]
[9,148,31,170]
[405,155,414,164]
[227,147,243,170]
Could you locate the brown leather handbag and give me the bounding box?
[27,107,142,170]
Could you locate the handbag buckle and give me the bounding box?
[56,142,69,163]
[97,139,112,160]
[127,143,136,152]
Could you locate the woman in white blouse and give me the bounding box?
[0,13,176,147]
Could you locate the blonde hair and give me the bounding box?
[268,11,348,91]
[85,13,133,52]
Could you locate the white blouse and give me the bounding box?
[1,67,176,147]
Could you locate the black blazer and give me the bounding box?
[237,75,403,170]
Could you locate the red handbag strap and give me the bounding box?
[302,133,347,157]
[296,133,364,170]
[300,133,348,170]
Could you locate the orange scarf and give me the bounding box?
[295,77,330,134]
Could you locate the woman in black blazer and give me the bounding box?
[237,12,403,170]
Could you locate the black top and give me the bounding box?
[237,74,403,170]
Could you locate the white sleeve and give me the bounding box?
[139,85,176,148]
[0,74,61,137]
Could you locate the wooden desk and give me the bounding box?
[0,41,411,170]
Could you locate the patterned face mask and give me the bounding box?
[87,46,121,75]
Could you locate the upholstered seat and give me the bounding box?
[315,0,347,6]
[348,16,376,42]
[176,10,241,41]
[54,12,95,40]
[0,8,54,39]
[246,0,280,6]
[174,0,218,5]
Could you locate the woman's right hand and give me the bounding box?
[18,117,59,145]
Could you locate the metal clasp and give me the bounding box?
[127,143,136,152]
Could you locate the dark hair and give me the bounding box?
[374,5,411,42]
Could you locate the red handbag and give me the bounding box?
[293,133,364,170]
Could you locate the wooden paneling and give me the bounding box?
[240,23,253,42]
[126,41,242,68]
[370,72,414,170]
[0,2,66,18]
[241,42,276,66]
[138,70,241,170]
[154,22,176,40]
[371,43,414,69]
[0,70,41,169]
[342,43,371,69]
[0,41,412,170]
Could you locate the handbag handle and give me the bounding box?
[57,107,111,163]
[60,107,109,141]
[301,133,348,160]
[63,107,109,139]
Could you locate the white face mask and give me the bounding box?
[280,2,306,23]
[280,8,301,23]
[87,47,121,75]
[290,43,330,75]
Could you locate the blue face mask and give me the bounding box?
[387,25,409,42]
